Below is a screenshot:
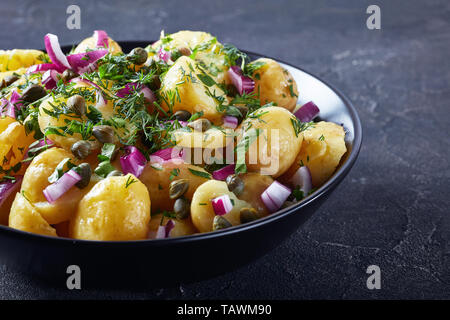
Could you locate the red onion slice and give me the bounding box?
[212,164,235,181]
[227,65,255,95]
[0,98,15,118]
[260,181,291,213]
[150,147,183,161]
[27,63,61,74]
[93,30,109,48]
[44,33,71,71]
[155,220,175,239]
[116,83,156,103]
[10,91,23,111]
[66,49,108,74]
[43,169,81,204]
[120,146,147,178]
[289,166,312,196]
[223,116,238,129]
[212,194,234,216]
[294,101,320,123]
[0,176,22,208]
[41,69,60,90]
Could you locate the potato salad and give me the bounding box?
[0,30,347,240]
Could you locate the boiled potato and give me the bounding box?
[160,56,226,124]
[239,173,274,216]
[191,180,252,233]
[21,148,84,224]
[149,214,197,238]
[281,121,347,187]
[139,159,209,212]
[237,106,303,178]
[70,174,150,241]
[0,49,45,72]
[74,36,122,55]
[0,68,27,85]
[173,127,234,149]
[250,58,298,111]
[9,192,57,237]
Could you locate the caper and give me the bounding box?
[174,197,190,220]
[178,47,192,56]
[148,74,161,91]
[92,125,114,144]
[236,106,248,123]
[21,84,47,103]
[71,140,92,159]
[188,118,211,132]
[226,174,244,196]
[1,74,19,88]
[127,47,148,65]
[213,215,232,230]
[174,110,191,122]
[67,94,86,116]
[169,179,189,200]
[75,163,92,189]
[240,207,258,224]
[61,69,78,82]
[107,170,123,177]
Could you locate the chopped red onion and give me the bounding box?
[27,63,60,74]
[0,98,15,118]
[223,116,238,129]
[93,30,109,48]
[0,176,22,208]
[44,33,71,71]
[289,166,312,196]
[150,147,183,161]
[155,220,175,239]
[212,194,234,216]
[43,170,81,204]
[10,90,23,112]
[294,101,320,123]
[260,181,292,213]
[227,65,255,95]
[120,146,147,178]
[158,48,171,63]
[212,164,235,181]
[116,83,156,103]
[66,49,108,74]
[41,69,60,90]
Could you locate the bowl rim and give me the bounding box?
[0,44,362,247]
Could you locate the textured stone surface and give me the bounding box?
[1,0,449,299]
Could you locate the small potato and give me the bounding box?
[0,68,27,84]
[139,159,209,212]
[0,49,46,72]
[74,36,122,55]
[237,106,303,178]
[9,192,57,237]
[160,56,226,124]
[149,214,198,238]
[21,148,84,224]
[281,121,347,187]
[250,58,298,111]
[70,174,151,241]
[191,180,252,233]
[239,173,274,216]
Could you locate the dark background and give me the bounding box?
[1,0,449,299]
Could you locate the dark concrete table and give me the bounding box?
[1,0,449,299]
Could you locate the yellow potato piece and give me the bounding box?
[70,174,151,241]
[139,159,209,213]
[237,106,303,178]
[21,148,84,224]
[149,214,198,238]
[251,58,298,111]
[173,127,234,149]
[281,121,347,187]
[0,67,27,84]
[74,36,122,55]
[160,56,226,124]
[0,49,45,72]
[191,180,252,233]
[239,173,274,216]
[9,192,57,237]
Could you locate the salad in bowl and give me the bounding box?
[0,30,347,241]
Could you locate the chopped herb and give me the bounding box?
[188,168,212,179]
[125,175,138,188]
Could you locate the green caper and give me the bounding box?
[71,140,92,159]
[1,74,19,88]
[148,74,161,91]
[226,174,244,196]
[21,84,47,103]
[174,197,190,219]
[127,47,148,65]
[188,118,211,132]
[174,110,191,122]
[213,215,232,230]
[61,69,78,82]
[240,207,258,224]
[178,47,192,56]
[67,94,86,116]
[169,179,189,200]
[107,170,123,177]
[92,125,114,144]
[75,163,92,189]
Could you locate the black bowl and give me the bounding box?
[0,41,362,288]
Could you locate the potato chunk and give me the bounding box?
[0,49,45,72]
[236,106,303,178]
[281,121,347,187]
[239,173,274,216]
[250,58,298,111]
[9,192,57,237]
[70,174,151,241]
[160,56,226,123]
[191,180,252,233]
